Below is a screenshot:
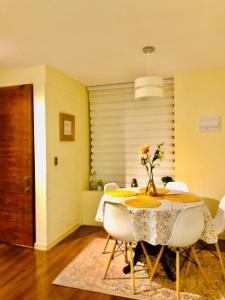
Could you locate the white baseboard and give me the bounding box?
[34,223,80,251]
[34,242,47,250]
[82,221,102,226]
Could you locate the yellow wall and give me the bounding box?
[0,66,90,249]
[45,66,90,247]
[82,191,103,226]
[0,66,48,247]
[174,69,225,200]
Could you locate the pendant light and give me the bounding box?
[135,46,163,99]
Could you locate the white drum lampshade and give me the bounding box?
[135,76,163,99]
[135,46,163,99]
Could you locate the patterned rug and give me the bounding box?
[53,238,225,300]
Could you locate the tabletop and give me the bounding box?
[95,187,218,245]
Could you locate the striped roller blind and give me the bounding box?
[88,78,174,188]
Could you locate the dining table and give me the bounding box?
[95,187,218,246]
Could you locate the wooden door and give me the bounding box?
[0,85,35,247]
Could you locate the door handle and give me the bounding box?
[23,176,31,193]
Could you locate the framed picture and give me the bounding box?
[59,113,75,141]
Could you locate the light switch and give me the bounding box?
[54,157,58,165]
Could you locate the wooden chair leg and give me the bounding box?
[103,239,117,278]
[129,245,135,294]
[176,250,180,300]
[184,248,193,277]
[140,241,153,272]
[190,246,209,286]
[149,245,165,282]
[102,234,111,254]
[215,242,225,280]
[185,258,191,277]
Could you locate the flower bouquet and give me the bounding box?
[139,143,164,196]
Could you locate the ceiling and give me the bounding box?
[0,0,224,86]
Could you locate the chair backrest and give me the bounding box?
[214,195,225,235]
[219,195,225,212]
[165,181,189,192]
[168,204,204,247]
[103,202,134,242]
[104,182,119,192]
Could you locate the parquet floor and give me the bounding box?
[0,226,130,300]
[0,226,224,300]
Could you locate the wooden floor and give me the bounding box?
[0,226,224,300]
[0,226,129,300]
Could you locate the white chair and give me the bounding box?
[104,182,119,192]
[149,204,208,300]
[197,194,225,279]
[102,183,120,254]
[214,194,225,236]
[165,181,189,192]
[213,195,225,279]
[103,201,153,293]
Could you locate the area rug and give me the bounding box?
[53,238,225,300]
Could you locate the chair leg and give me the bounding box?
[102,234,111,254]
[124,242,129,263]
[149,245,165,282]
[215,242,225,280]
[190,246,209,286]
[184,248,194,277]
[103,239,117,278]
[176,250,180,300]
[185,258,191,277]
[140,241,153,272]
[129,245,135,294]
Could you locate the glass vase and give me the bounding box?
[146,178,157,196]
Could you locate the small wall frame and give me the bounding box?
[59,113,75,141]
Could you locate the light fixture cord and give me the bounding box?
[147,50,150,75]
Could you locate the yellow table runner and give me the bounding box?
[123,195,162,208]
[105,190,137,197]
[123,193,201,208]
[105,188,200,203]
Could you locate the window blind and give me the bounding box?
[88,79,174,188]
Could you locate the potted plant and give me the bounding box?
[161,176,174,187]
[96,179,104,191]
[89,170,97,190]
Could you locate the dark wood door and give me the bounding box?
[0,84,35,247]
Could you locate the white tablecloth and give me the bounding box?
[95,188,218,245]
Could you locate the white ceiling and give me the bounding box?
[0,0,224,86]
